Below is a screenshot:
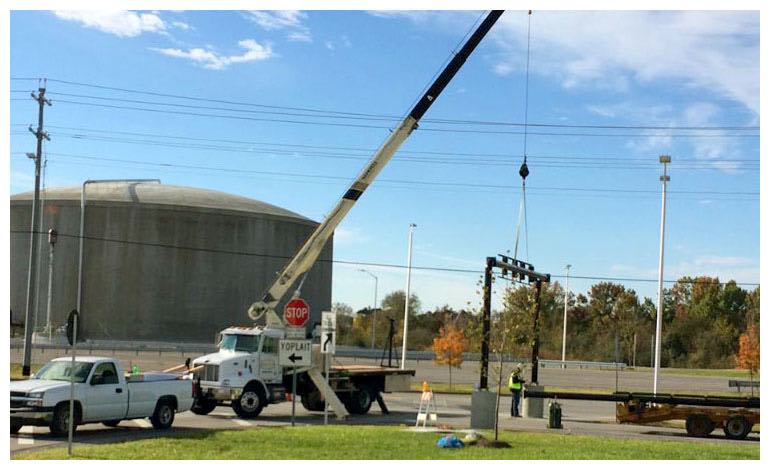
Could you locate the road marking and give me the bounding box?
[132,419,152,428]
[17,436,35,445]
[232,419,253,427]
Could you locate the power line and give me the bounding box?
[11,77,759,132]
[10,151,759,197]
[9,126,761,171]
[41,98,760,139]
[8,228,760,287]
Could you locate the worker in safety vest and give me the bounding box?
[508,363,525,417]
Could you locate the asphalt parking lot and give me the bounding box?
[10,391,759,456]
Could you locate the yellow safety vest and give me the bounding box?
[508,373,522,391]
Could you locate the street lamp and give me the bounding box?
[358,269,379,350]
[401,223,417,370]
[561,264,571,368]
[653,155,671,394]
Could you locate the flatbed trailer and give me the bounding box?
[524,389,760,440]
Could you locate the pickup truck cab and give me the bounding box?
[10,356,194,436]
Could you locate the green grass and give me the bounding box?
[629,367,758,379]
[10,363,41,381]
[13,425,757,460]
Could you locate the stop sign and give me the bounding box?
[284,298,310,327]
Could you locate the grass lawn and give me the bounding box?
[10,363,41,381]
[13,425,758,460]
[629,367,758,379]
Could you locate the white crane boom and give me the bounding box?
[248,11,504,324]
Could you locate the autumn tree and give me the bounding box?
[432,323,467,389]
[736,324,759,393]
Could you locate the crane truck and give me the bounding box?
[189,10,505,420]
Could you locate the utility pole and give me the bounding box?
[358,269,379,350]
[401,223,416,370]
[561,264,571,368]
[653,155,671,394]
[22,82,51,377]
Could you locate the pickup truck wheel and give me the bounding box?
[345,386,374,415]
[150,400,175,430]
[724,415,750,440]
[102,420,121,427]
[232,385,264,419]
[191,398,217,415]
[50,402,78,437]
[11,425,22,434]
[300,391,325,412]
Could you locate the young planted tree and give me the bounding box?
[431,323,467,390]
[736,324,759,395]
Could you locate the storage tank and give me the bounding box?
[10,181,332,343]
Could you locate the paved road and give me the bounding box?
[10,392,758,457]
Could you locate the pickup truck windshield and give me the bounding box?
[220,334,260,352]
[34,361,94,383]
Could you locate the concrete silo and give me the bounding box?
[10,181,332,344]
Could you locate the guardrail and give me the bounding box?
[728,380,759,393]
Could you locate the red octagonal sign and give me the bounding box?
[284,298,310,327]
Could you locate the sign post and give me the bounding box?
[66,309,78,456]
[279,339,311,426]
[321,311,336,425]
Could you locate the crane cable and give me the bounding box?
[513,10,532,262]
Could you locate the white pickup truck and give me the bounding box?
[10,356,194,436]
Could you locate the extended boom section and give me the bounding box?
[249,10,504,321]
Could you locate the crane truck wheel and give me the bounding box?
[723,415,750,440]
[300,391,325,412]
[685,413,713,438]
[232,384,265,419]
[344,386,374,415]
[191,398,217,415]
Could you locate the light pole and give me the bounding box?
[561,264,571,368]
[358,269,378,350]
[45,229,57,339]
[653,155,671,394]
[401,223,416,370]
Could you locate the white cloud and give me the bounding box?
[171,20,191,31]
[152,39,274,70]
[610,256,759,285]
[490,11,759,114]
[53,10,167,38]
[246,10,312,43]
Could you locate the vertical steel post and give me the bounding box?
[291,367,297,426]
[67,313,77,456]
[653,155,670,394]
[22,85,50,377]
[401,223,416,370]
[480,257,494,390]
[45,229,57,339]
[530,280,543,384]
[561,264,571,367]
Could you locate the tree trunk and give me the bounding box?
[449,363,453,391]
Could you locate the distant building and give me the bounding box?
[10,182,332,344]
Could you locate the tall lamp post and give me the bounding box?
[358,269,378,350]
[401,223,416,370]
[561,264,571,368]
[653,155,671,394]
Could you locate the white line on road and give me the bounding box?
[232,419,253,427]
[132,419,153,428]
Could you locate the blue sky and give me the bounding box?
[8,9,760,314]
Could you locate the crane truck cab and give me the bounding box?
[191,325,287,418]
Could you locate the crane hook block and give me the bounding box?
[519,161,530,180]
